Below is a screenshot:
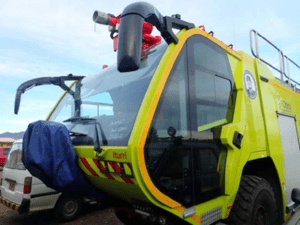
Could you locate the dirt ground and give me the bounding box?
[0,167,124,225]
[0,203,123,225]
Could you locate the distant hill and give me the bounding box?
[0,131,25,139]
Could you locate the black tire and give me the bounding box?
[229,175,277,225]
[55,196,83,222]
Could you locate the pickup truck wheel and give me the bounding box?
[55,196,83,222]
[229,175,277,225]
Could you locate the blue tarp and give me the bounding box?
[22,120,109,201]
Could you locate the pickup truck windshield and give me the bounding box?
[49,42,167,146]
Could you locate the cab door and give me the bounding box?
[144,43,194,206]
[187,35,234,205]
[144,34,234,207]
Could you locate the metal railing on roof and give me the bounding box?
[250,29,300,89]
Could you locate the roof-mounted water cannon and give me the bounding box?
[93,11,121,52]
[93,8,162,53]
[93,11,113,26]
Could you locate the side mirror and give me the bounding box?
[292,188,300,205]
[117,2,194,73]
[167,126,176,138]
[117,2,163,72]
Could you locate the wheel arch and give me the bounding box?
[242,157,284,225]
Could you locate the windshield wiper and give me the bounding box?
[63,117,108,154]
[69,131,87,136]
[63,117,95,123]
[14,74,85,114]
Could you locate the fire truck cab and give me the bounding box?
[14,2,300,225]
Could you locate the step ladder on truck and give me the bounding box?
[14,2,300,225]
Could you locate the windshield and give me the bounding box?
[49,42,168,146]
[5,142,26,170]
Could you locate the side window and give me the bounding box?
[149,52,188,138]
[189,35,233,132]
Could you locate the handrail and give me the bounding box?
[250,29,300,87]
[284,56,300,89]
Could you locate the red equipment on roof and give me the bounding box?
[93,11,161,51]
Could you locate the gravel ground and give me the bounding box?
[0,203,123,225]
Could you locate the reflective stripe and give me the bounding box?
[107,161,115,173]
[0,196,20,211]
[113,162,122,174]
[124,163,132,176]
[108,161,135,184]
[80,157,135,184]
[269,80,300,98]
[93,159,115,180]
[80,158,99,176]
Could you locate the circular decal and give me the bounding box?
[244,70,257,100]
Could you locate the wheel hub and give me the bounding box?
[64,201,77,215]
[254,205,266,225]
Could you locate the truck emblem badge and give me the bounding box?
[244,70,257,100]
[277,95,292,112]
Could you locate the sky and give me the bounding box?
[1,0,300,134]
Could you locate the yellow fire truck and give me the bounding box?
[14,2,300,225]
